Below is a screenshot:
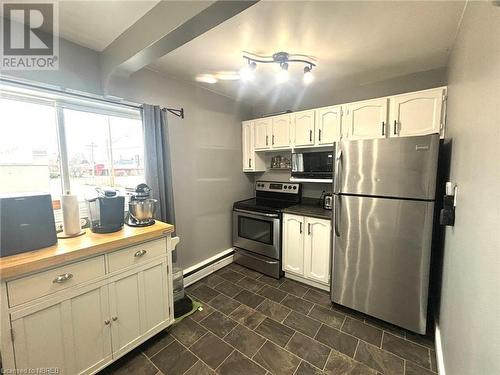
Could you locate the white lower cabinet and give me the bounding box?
[304,217,331,284]
[282,214,305,275]
[11,281,112,375]
[3,238,174,375]
[109,260,170,357]
[283,214,331,287]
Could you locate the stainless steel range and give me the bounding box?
[233,181,301,278]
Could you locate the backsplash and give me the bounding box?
[250,151,332,199]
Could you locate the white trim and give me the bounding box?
[284,272,330,292]
[435,324,446,375]
[183,248,234,287]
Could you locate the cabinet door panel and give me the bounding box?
[142,262,169,333]
[254,118,271,150]
[390,88,444,137]
[12,303,70,373]
[69,286,112,374]
[272,115,290,148]
[293,111,315,147]
[304,218,331,285]
[283,214,304,275]
[242,121,253,170]
[346,98,388,140]
[109,273,142,355]
[316,106,342,145]
[11,283,111,375]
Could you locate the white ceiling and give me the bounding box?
[58,1,159,51]
[148,1,465,104]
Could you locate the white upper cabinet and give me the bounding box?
[304,217,331,285]
[344,98,389,140]
[315,105,343,145]
[282,214,305,276]
[292,110,315,147]
[242,121,266,172]
[271,114,291,149]
[390,87,445,137]
[254,118,271,150]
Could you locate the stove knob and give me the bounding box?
[293,186,297,190]
[284,186,287,189]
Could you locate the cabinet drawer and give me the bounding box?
[107,239,167,273]
[8,256,105,307]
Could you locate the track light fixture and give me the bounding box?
[242,51,316,84]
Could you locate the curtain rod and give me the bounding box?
[0,77,185,119]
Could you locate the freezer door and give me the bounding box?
[332,195,434,333]
[336,134,439,200]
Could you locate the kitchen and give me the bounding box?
[0,1,499,375]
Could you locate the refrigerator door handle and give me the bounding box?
[334,149,343,194]
[334,194,341,237]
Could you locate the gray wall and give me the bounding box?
[108,70,254,269]
[437,3,500,375]
[5,38,254,270]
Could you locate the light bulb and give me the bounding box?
[277,64,289,84]
[240,61,256,82]
[303,71,314,85]
[195,74,217,84]
[303,66,314,85]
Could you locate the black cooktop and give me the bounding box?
[233,198,298,214]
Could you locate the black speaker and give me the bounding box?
[0,193,57,257]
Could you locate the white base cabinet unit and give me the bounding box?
[0,223,178,375]
[282,214,331,287]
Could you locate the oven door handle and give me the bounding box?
[233,208,279,218]
[237,250,278,264]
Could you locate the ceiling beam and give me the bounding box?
[101,0,258,89]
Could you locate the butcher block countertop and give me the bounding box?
[0,221,174,280]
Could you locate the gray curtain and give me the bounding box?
[142,104,177,261]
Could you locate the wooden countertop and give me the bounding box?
[0,221,174,280]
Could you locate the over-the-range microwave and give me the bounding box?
[291,149,334,180]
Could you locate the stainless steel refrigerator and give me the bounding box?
[331,134,440,334]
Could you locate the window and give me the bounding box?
[0,98,62,198]
[0,83,144,205]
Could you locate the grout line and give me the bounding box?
[187,331,209,349]
[141,351,162,374]
[222,322,239,340]
[252,339,269,360]
[182,358,199,375]
[353,338,360,360]
[214,349,235,372]
[381,331,385,349]
[173,335,214,373]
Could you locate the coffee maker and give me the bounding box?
[126,184,157,227]
[86,188,124,233]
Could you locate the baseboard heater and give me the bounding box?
[183,250,235,278]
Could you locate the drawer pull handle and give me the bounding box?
[52,273,73,283]
[112,316,118,321]
[134,250,147,257]
[104,319,110,325]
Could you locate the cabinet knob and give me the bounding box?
[104,319,110,325]
[52,273,73,284]
[112,316,118,321]
[134,250,147,257]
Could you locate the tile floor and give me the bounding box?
[100,263,437,375]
